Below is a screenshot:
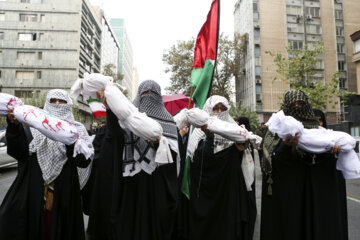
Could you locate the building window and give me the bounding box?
[354,39,360,54]
[14,90,33,98]
[289,40,303,50]
[338,61,346,71]
[17,51,35,59]
[337,43,345,53]
[306,24,321,34]
[0,13,5,21]
[305,7,320,18]
[38,52,42,60]
[254,44,261,57]
[286,6,302,15]
[0,32,4,40]
[0,70,2,78]
[351,126,360,137]
[40,14,45,22]
[335,10,343,19]
[18,33,37,41]
[255,66,261,76]
[21,0,41,3]
[287,23,304,33]
[19,14,37,22]
[339,78,346,89]
[37,71,41,79]
[336,27,344,36]
[254,27,260,38]
[315,59,324,69]
[16,71,34,80]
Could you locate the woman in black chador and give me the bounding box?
[187,95,254,240]
[260,90,348,240]
[87,80,179,240]
[0,89,93,240]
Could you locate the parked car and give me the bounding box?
[0,130,17,168]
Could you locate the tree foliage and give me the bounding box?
[229,102,259,132]
[103,64,128,98]
[162,33,247,100]
[266,42,355,110]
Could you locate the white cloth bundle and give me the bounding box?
[266,110,360,179]
[0,93,23,116]
[174,108,210,129]
[13,105,79,145]
[14,105,78,145]
[71,73,172,164]
[174,107,262,145]
[241,149,255,191]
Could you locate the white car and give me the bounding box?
[0,130,17,168]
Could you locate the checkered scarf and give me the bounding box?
[29,89,93,189]
[122,80,178,176]
[187,95,235,160]
[280,90,319,129]
[262,90,319,180]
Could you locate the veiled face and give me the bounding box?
[291,100,305,108]
[50,98,67,104]
[212,103,227,113]
[141,89,152,97]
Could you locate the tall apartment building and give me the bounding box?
[92,6,119,75]
[109,18,135,99]
[234,0,360,124]
[0,0,101,100]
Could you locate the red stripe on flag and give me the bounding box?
[192,0,219,69]
[93,111,107,118]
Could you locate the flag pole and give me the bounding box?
[188,86,195,109]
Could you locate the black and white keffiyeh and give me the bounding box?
[187,95,235,160]
[122,80,179,176]
[29,89,93,189]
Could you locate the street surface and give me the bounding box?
[0,150,359,239]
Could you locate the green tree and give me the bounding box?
[102,64,128,98]
[229,102,259,132]
[266,42,355,110]
[162,33,247,100]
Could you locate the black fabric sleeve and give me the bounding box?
[5,117,29,162]
[66,144,91,168]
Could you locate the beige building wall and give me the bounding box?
[320,0,339,119]
[259,0,289,120]
[343,0,360,93]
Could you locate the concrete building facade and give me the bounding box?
[109,18,135,99]
[92,6,119,75]
[234,0,360,124]
[131,67,138,100]
[0,0,101,99]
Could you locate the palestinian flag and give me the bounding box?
[181,0,220,200]
[87,97,107,118]
[190,0,220,109]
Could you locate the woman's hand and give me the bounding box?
[236,140,250,152]
[146,137,160,144]
[96,89,109,109]
[282,136,299,146]
[7,108,19,124]
[179,125,189,137]
[201,124,214,138]
[329,144,341,154]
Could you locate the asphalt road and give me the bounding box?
[0,151,359,239]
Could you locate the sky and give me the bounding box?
[89,0,236,93]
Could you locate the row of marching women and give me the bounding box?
[0,73,358,240]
